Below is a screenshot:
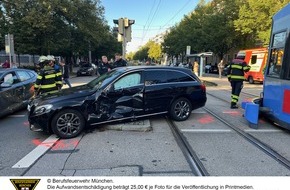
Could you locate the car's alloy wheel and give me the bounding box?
[170,98,192,121]
[51,109,85,139]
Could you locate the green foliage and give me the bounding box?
[0,0,120,62]
[161,0,289,60]
[148,42,162,61]
[133,46,149,61]
[234,0,290,45]
[126,52,134,61]
[163,0,248,59]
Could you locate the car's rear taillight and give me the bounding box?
[201,84,206,92]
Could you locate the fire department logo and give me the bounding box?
[10,179,40,190]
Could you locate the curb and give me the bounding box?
[105,119,152,132]
[202,80,218,87]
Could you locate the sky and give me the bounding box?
[101,0,200,53]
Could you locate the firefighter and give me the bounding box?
[227,57,250,109]
[47,55,63,88]
[34,56,62,96]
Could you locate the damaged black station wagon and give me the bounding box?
[28,66,207,138]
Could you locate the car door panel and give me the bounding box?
[0,71,23,115]
[0,88,14,116]
[144,83,175,113]
[89,72,144,123]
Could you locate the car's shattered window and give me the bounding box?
[114,73,141,90]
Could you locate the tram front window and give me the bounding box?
[268,48,283,77]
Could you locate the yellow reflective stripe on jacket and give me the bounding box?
[230,75,245,80]
[243,65,250,71]
[55,81,63,85]
[56,72,62,77]
[231,65,243,69]
[45,74,57,79]
[40,83,57,89]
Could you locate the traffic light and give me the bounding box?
[117,34,123,42]
[124,18,129,27]
[128,19,135,26]
[125,26,132,42]
[124,18,135,28]
[118,18,124,35]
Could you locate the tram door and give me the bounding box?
[263,19,290,124]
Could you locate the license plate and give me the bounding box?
[81,72,86,74]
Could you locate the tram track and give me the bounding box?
[166,117,209,176]
[206,90,257,110]
[203,92,290,171]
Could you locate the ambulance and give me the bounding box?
[236,48,268,84]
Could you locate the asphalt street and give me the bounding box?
[1,71,290,176]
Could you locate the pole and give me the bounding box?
[122,26,126,58]
[8,34,12,67]
[200,56,204,77]
[89,41,92,63]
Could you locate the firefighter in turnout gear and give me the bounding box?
[34,56,62,96]
[227,57,251,109]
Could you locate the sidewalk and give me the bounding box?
[199,73,230,88]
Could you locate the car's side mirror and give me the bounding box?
[102,84,114,96]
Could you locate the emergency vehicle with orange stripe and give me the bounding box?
[236,48,268,84]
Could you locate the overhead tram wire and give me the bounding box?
[140,0,157,48]
[158,0,193,34]
[140,0,162,46]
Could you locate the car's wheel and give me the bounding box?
[170,98,192,121]
[51,109,85,139]
[248,76,254,84]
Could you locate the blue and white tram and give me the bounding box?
[244,3,290,129]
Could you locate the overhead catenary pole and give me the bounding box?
[122,25,126,58]
[8,34,12,66]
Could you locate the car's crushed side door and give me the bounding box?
[88,71,145,123]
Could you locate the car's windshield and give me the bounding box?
[87,69,124,90]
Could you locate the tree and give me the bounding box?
[0,0,119,64]
[234,0,290,46]
[133,46,149,61]
[147,40,162,62]
[163,0,246,60]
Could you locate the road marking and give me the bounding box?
[8,115,26,118]
[191,110,206,114]
[222,111,240,114]
[181,129,232,133]
[12,135,59,168]
[244,129,282,132]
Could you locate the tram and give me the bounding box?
[243,3,290,130]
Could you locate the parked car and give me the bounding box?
[204,64,218,73]
[205,64,211,73]
[28,66,207,138]
[76,63,95,76]
[0,68,37,117]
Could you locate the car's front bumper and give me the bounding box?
[30,123,44,132]
[28,109,54,133]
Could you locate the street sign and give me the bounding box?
[186,46,191,55]
[5,34,10,53]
